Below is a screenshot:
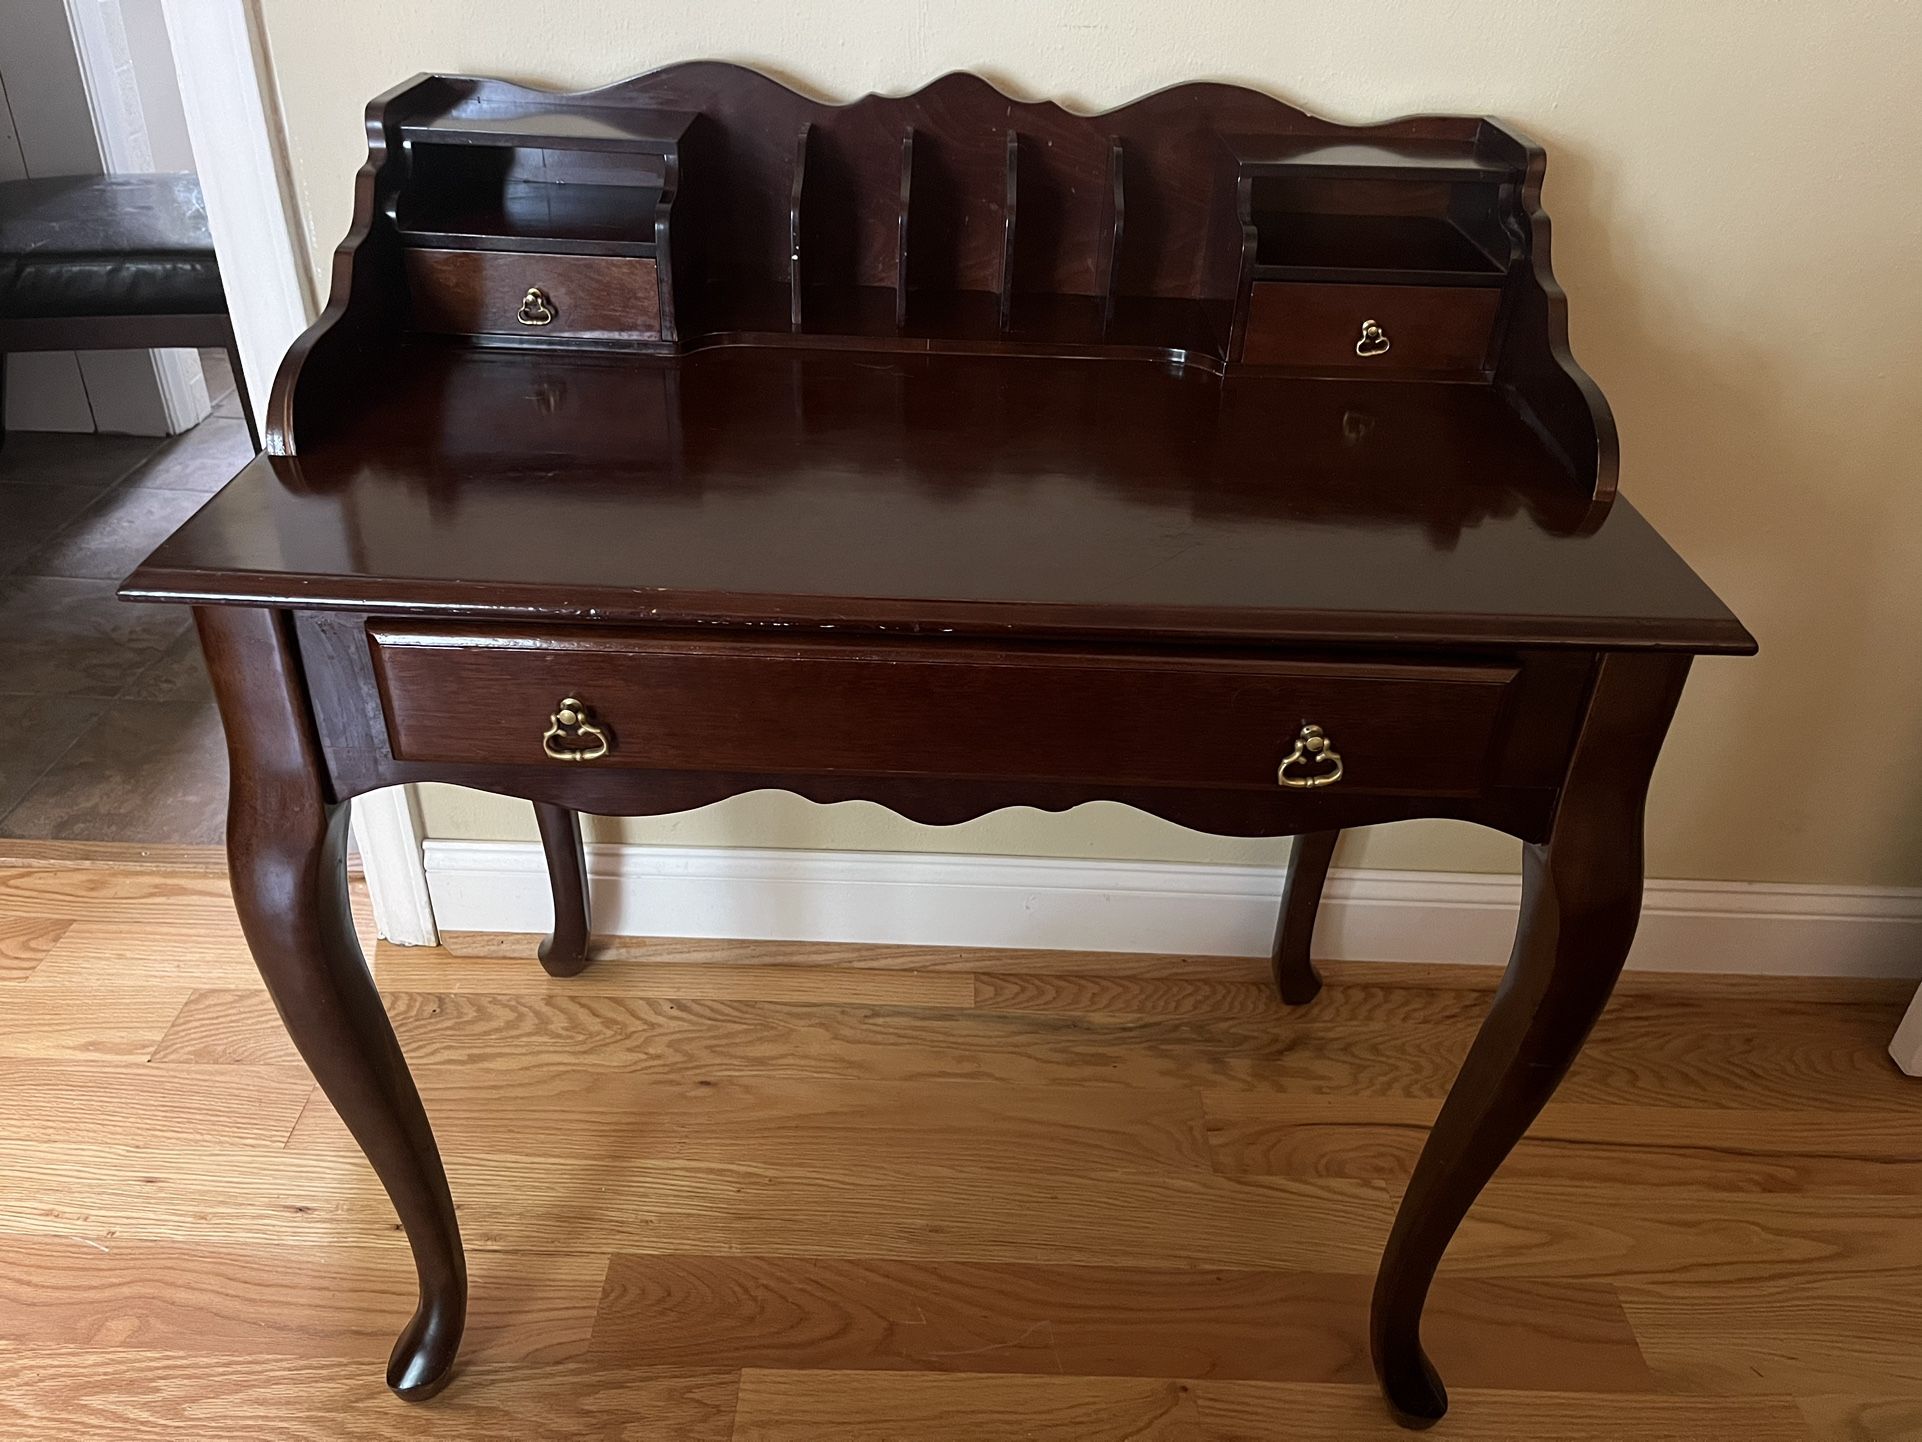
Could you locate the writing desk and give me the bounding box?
[124,64,1753,1428]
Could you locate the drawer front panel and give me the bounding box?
[405,248,661,342]
[368,627,1519,796]
[1241,282,1500,375]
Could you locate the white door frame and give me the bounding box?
[159,0,438,945]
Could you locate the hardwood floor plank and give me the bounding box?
[0,1236,605,1364]
[17,883,368,988]
[1191,1379,1812,1440]
[372,949,977,1006]
[149,987,323,1065]
[1563,995,1915,1111]
[149,986,1479,1094]
[0,1061,310,1147]
[440,928,1269,980]
[1204,1093,1922,1193]
[27,917,272,987]
[589,1254,1650,1393]
[0,840,227,873]
[980,967,1914,1023]
[0,1142,405,1245]
[0,915,71,980]
[731,1369,1204,1441]
[0,987,190,1061]
[287,1072,1214,1174]
[0,863,369,920]
[1454,1176,1922,1284]
[973,970,1491,1026]
[0,866,235,918]
[0,1349,737,1441]
[1797,1394,1922,1441]
[1603,970,1914,1005]
[1623,1272,1922,1396]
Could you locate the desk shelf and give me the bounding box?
[396,179,664,257]
[1222,134,1513,182]
[1250,211,1506,286]
[397,102,697,152]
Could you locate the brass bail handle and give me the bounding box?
[542,697,609,762]
[1277,723,1343,789]
[1355,319,1390,358]
[517,286,556,326]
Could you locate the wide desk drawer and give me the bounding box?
[367,627,1519,796]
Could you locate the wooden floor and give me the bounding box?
[1,854,1919,1440]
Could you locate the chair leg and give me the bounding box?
[1271,829,1337,1004]
[224,340,260,450]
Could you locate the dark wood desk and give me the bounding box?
[123,64,1752,1428]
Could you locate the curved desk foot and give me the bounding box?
[387,1283,465,1399]
[1271,829,1335,1004]
[201,606,468,1402]
[1368,654,1689,1428]
[1378,1345,1449,1429]
[535,802,593,977]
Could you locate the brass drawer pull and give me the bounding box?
[517,286,556,326]
[1355,319,1390,357]
[542,697,608,761]
[1278,723,1343,789]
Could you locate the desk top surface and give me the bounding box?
[127,346,1752,655]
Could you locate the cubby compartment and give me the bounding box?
[398,145,667,256]
[999,135,1126,345]
[393,106,692,259]
[896,126,1011,338]
[1227,136,1516,287]
[1249,176,1507,281]
[779,120,908,339]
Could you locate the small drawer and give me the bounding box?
[404,248,661,343]
[1241,281,1500,375]
[367,626,1519,797]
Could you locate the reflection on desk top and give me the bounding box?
[126,346,1753,654]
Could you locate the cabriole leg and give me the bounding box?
[1271,829,1336,1004]
[1369,653,1690,1427]
[200,605,466,1399]
[534,802,593,977]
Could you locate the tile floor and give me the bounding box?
[0,351,251,842]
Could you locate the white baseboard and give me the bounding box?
[423,840,1922,980]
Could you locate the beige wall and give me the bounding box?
[257,0,1922,887]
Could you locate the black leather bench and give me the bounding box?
[0,172,257,448]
